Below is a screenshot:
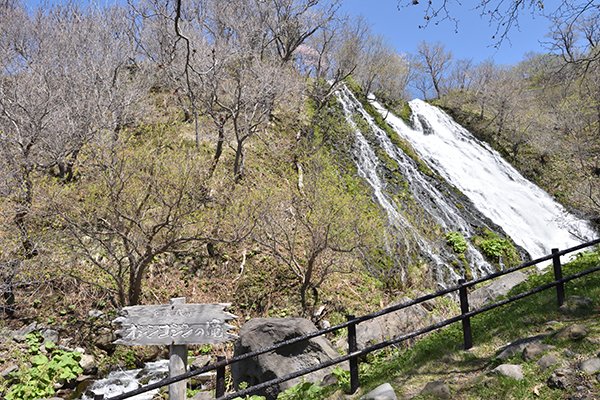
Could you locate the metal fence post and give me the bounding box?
[552,248,565,307]
[458,279,473,350]
[346,314,359,394]
[216,355,226,398]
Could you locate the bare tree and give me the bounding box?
[254,154,380,316]
[56,140,250,306]
[413,41,453,99]
[0,3,146,312]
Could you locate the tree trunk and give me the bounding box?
[209,122,226,178]
[233,139,245,182]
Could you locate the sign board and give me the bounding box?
[113,302,237,346]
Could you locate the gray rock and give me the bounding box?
[578,357,600,374]
[361,383,397,400]
[338,297,431,351]
[79,354,97,375]
[1,364,18,377]
[547,368,572,390]
[191,392,214,400]
[88,309,104,319]
[190,355,211,370]
[492,364,524,380]
[41,329,59,343]
[497,334,548,360]
[555,324,588,341]
[559,296,594,315]
[420,380,451,399]
[231,318,341,399]
[522,343,554,361]
[470,271,527,309]
[563,349,576,358]
[12,322,37,342]
[94,328,116,352]
[537,353,560,370]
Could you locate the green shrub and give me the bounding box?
[277,381,325,400]
[6,333,83,400]
[474,230,520,266]
[445,231,467,253]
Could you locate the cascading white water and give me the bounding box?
[338,87,499,284]
[371,98,596,260]
[82,360,169,400]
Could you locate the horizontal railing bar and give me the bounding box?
[463,238,600,289]
[222,263,600,399]
[105,238,600,400]
[468,263,600,320]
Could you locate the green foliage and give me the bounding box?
[473,229,520,266]
[445,231,467,253]
[331,366,351,392]
[5,334,83,400]
[277,381,325,400]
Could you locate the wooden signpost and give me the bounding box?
[113,298,237,400]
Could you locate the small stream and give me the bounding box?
[81,360,169,400]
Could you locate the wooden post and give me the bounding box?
[169,297,187,400]
[552,248,565,307]
[216,355,226,398]
[458,279,473,350]
[346,314,359,394]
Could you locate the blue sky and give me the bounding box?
[339,0,552,66]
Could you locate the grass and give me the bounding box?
[337,247,600,399]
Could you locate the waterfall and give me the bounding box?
[337,87,501,285]
[370,98,596,260]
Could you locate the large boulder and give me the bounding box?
[231,318,340,399]
[338,297,431,351]
[469,271,527,309]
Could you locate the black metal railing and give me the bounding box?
[98,238,600,400]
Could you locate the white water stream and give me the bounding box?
[82,360,169,400]
[371,98,596,259]
[338,87,498,284]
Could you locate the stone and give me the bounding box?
[578,357,600,375]
[190,355,211,370]
[1,364,18,377]
[537,353,560,370]
[12,322,37,342]
[492,364,524,380]
[547,368,572,390]
[94,328,116,352]
[88,309,104,319]
[338,297,431,351]
[559,296,594,315]
[79,354,97,375]
[361,383,398,400]
[420,380,451,399]
[555,324,588,341]
[563,349,576,358]
[41,329,59,343]
[231,318,341,399]
[496,334,548,360]
[191,392,214,400]
[470,271,528,309]
[522,342,554,361]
